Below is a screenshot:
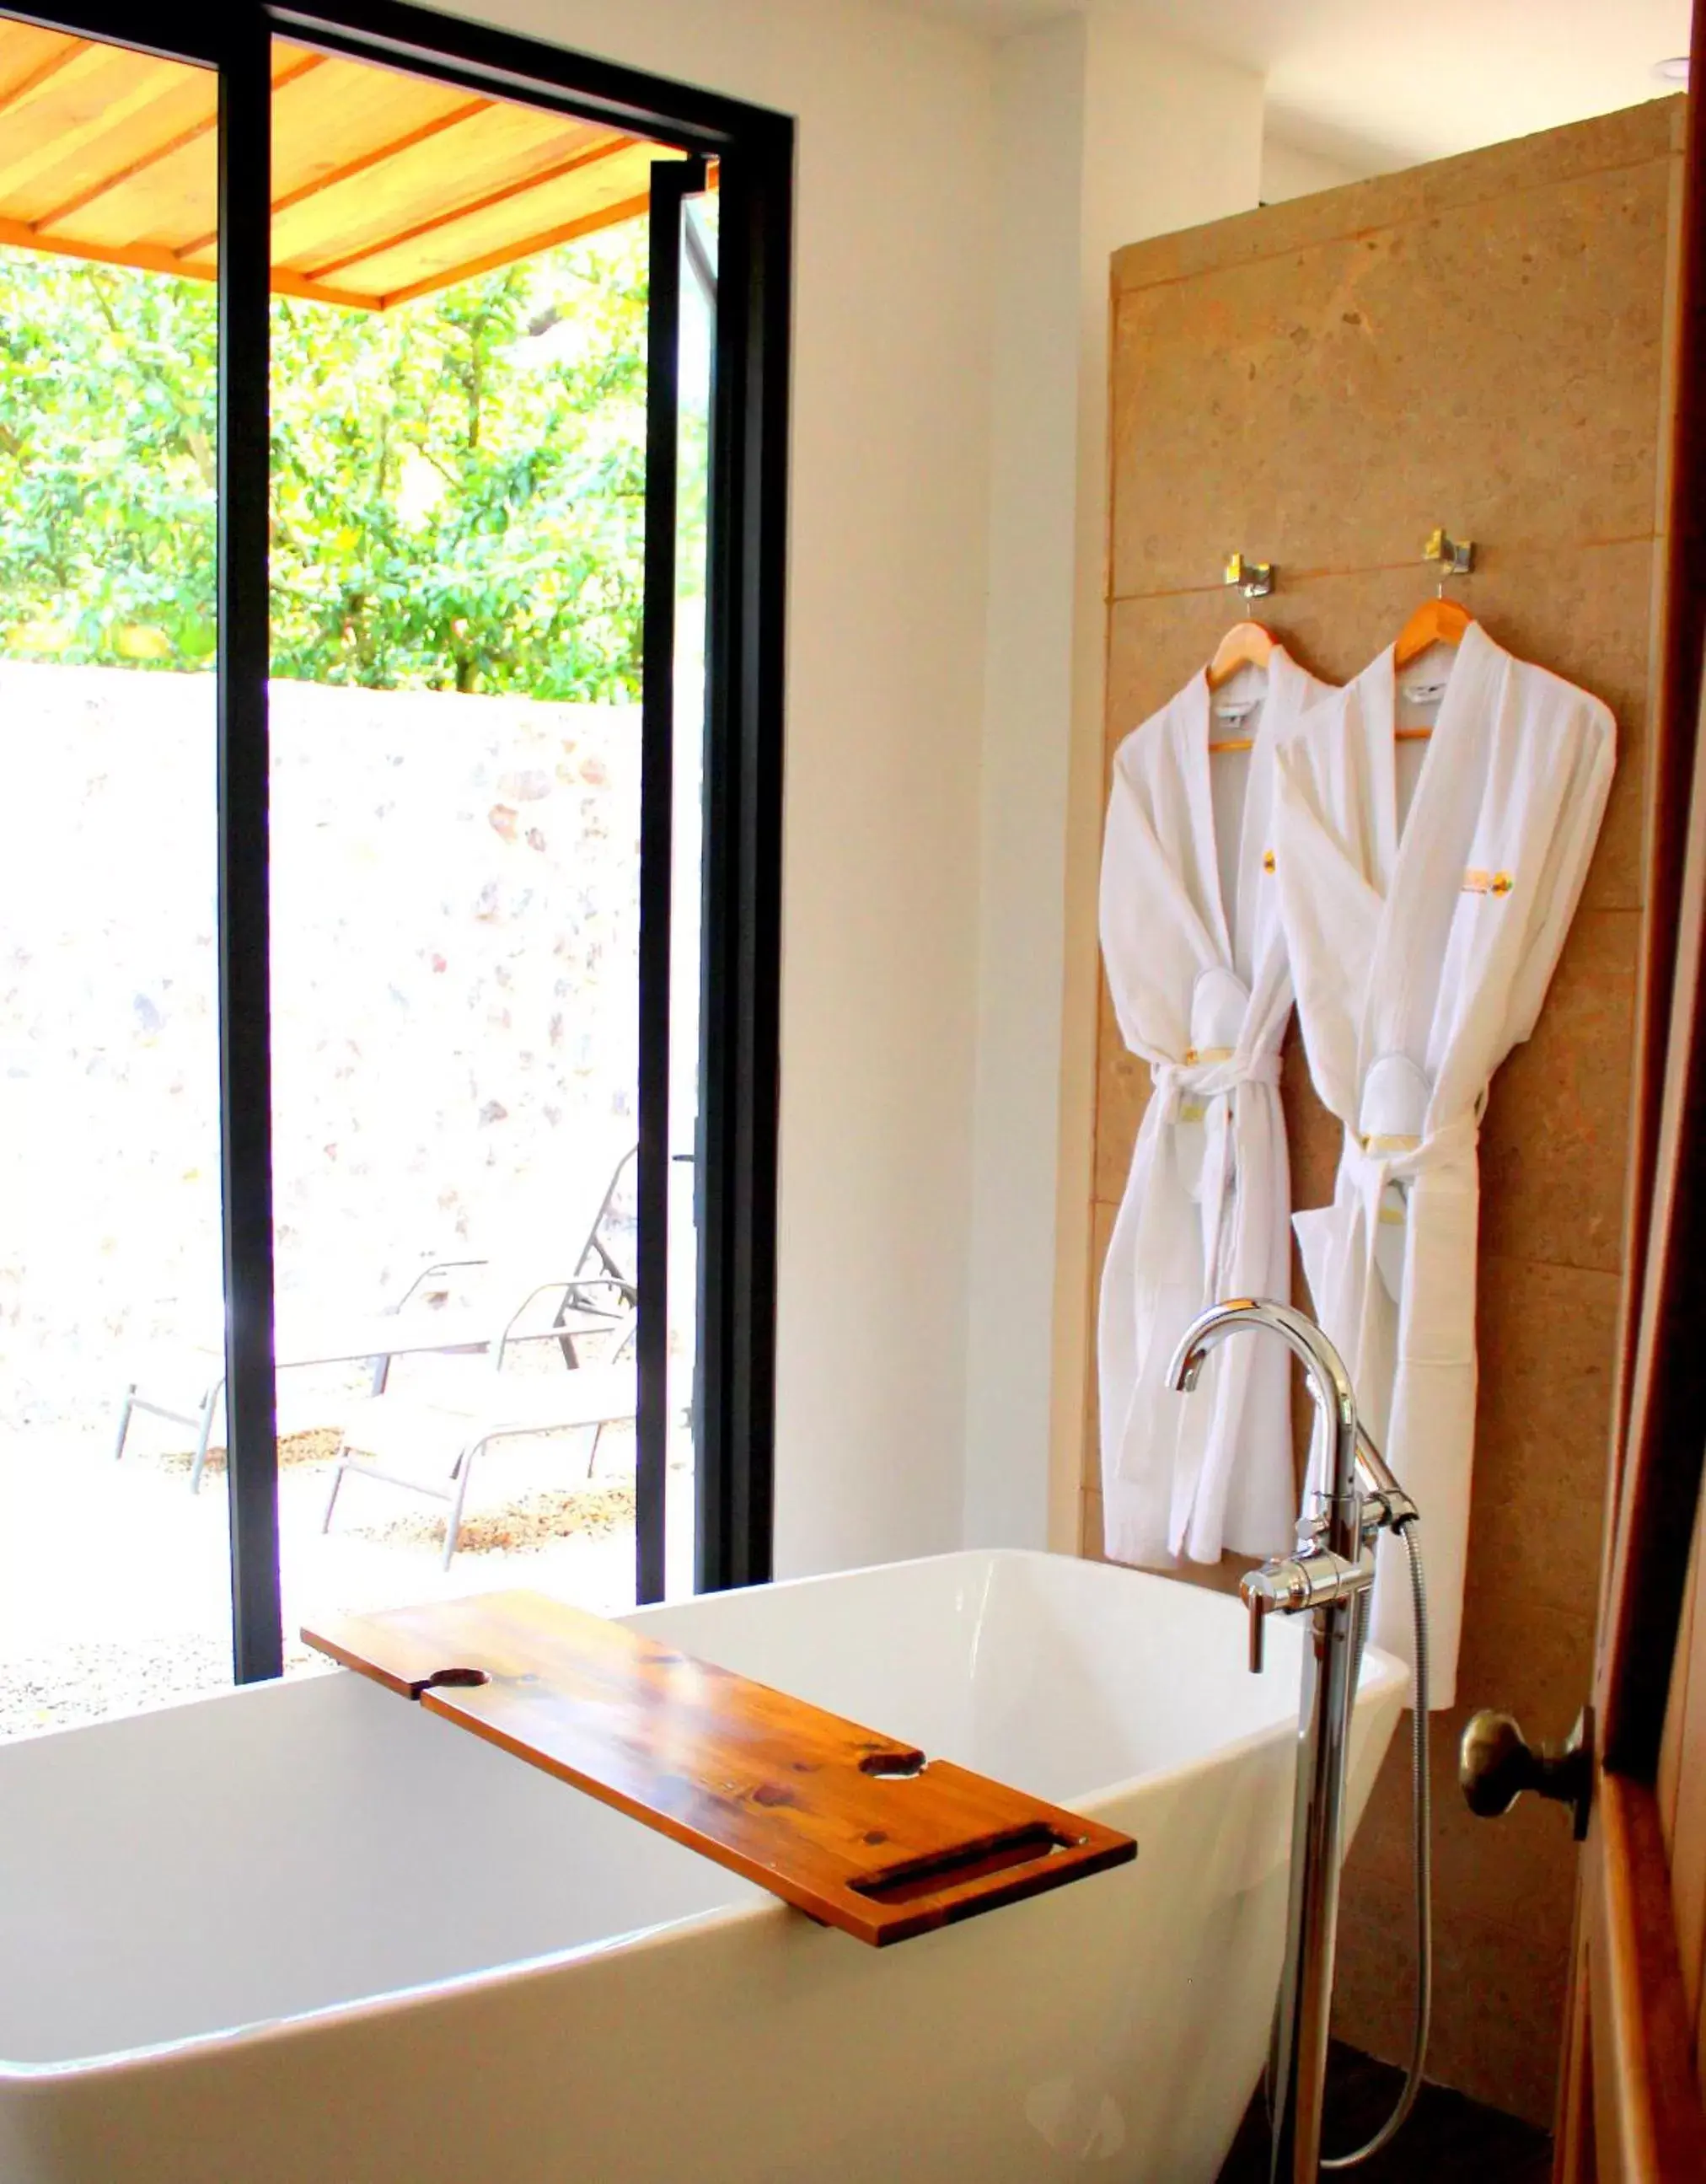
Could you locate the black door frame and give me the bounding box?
[3,0,790,1672]
[637,150,706,1609]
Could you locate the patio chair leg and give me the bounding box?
[113,1383,136,1463]
[322,1446,351,1534]
[587,1421,604,1478]
[369,1353,391,1396]
[442,1436,480,1570]
[188,1387,220,1496]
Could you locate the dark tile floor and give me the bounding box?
[1217,2043,1553,2181]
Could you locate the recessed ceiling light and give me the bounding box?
[1654,56,1691,82]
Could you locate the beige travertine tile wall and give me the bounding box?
[1085,98,1683,2127]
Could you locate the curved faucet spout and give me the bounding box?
[1166,1296,1424,2182]
[1165,1296,1360,1516]
[1167,1297,1368,2182]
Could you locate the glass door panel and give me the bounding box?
[0,9,782,1725]
[0,22,232,1734]
[267,39,668,1639]
[665,185,716,1598]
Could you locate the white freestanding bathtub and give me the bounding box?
[0,1550,1405,2182]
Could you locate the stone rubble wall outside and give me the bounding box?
[0,663,641,1431]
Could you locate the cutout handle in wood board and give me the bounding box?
[303,1590,1135,1945]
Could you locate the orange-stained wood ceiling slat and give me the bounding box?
[0,27,673,310]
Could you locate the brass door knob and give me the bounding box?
[1459,1706,1593,1842]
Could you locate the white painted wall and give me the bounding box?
[1260,132,1370,204]
[887,0,1690,177]
[959,16,1086,1550]
[472,0,999,1577]
[453,0,1273,1583]
[964,15,1265,1552]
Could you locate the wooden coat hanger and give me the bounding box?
[1392,597,1473,742]
[1206,620,1276,753]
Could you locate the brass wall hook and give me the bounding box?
[1224,550,1274,599]
[1424,527,1475,578]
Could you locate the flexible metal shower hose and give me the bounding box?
[1321,1516,1433,2171]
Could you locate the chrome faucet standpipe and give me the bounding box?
[1167,1300,1428,2183]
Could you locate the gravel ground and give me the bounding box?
[0,1409,690,1742]
[362,1476,636,1556]
[0,1633,325,1741]
[153,1425,346,1476]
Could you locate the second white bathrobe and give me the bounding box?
[1099,647,1332,1569]
[1273,622,1614,1706]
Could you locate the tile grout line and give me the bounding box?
[1104,535,1659,612]
[1113,146,1680,303]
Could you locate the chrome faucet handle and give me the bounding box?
[1241,1565,1279,1674]
[1238,1546,1375,1677]
[1242,1559,1306,1672]
[1239,1556,1312,1677]
[1245,1578,1274,1673]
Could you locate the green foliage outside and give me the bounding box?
[0,223,649,701]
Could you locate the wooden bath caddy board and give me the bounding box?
[303,1590,1135,1946]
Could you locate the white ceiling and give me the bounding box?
[883,0,1692,172]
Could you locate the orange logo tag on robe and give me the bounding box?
[1262,850,1276,873]
[1462,869,1514,897]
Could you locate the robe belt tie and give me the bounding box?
[1338,1108,1481,1364]
[1340,1108,1480,1204]
[1150,1046,1284,1308]
[1149,1045,1282,1119]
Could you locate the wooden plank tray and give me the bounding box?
[303,1590,1135,1946]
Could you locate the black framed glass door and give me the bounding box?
[0,0,788,1731]
[0,10,238,1725]
[639,152,718,1605]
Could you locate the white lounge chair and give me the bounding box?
[320,1341,637,1568]
[114,1140,637,1492]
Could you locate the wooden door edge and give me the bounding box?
[1587,1772,1706,2179]
[1556,1885,1596,2182]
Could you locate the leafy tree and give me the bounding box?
[0,223,648,700]
[0,255,218,668]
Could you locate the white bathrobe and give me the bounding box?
[1098,647,1333,1569]
[1273,622,1614,1706]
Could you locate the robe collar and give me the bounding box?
[1179,643,1311,974]
[1355,619,1507,894]
[1350,620,1511,1127]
